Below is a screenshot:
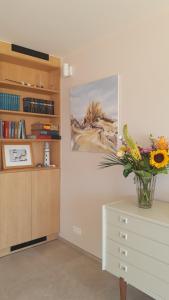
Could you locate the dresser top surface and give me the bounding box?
[105,197,169,227]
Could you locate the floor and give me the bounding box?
[0,240,153,300]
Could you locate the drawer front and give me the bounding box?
[106,208,169,246]
[106,239,169,283]
[106,254,169,300]
[107,224,169,264]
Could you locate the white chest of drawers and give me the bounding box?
[102,198,169,300]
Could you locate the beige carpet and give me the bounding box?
[0,240,152,300]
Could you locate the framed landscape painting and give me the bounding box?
[70,75,118,153]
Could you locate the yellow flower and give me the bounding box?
[120,145,127,152]
[155,136,169,150]
[117,150,124,158]
[123,124,141,160]
[150,150,169,169]
[117,145,128,157]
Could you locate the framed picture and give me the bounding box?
[70,75,119,153]
[2,143,33,169]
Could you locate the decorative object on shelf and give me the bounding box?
[44,142,50,167]
[23,97,54,115]
[100,124,169,208]
[5,78,44,89]
[2,143,33,169]
[70,75,118,153]
[35,163,43,168]
[0,93,20,111]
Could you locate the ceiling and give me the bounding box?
[0,0,168,57]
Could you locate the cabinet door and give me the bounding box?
[32,169,59,239]
[0,172,32,249]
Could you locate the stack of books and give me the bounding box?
[31,123,61,140]
[0,119,26,139]
[23,98,54,115]
[0,93,20,111]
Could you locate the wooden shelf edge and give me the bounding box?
[0,138,61,143]
[0,80,59,95]
[0,166,60,174]
[0,109,59,118]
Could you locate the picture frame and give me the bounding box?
[2,143,33,169]
[70,75,119,153]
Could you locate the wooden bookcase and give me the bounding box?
[0,41,61,256]
[0,40,60,171]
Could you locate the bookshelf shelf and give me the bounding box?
[0,138,60,143]
[0,80,59,95]
[0,109,59,118]
[0,166,60,174]
[0,52,60,71]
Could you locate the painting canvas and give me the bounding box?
[70,75,118,153]
[2,144,33,169]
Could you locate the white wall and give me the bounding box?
[60,8,169,258]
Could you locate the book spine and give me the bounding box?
[4,121,9,138]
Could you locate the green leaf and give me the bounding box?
[123,163,133,177]
[158,168,168,174]
[134,170,152,178]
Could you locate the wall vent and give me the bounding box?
[11,44,49,61]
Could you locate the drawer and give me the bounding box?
[106,239,169,283]
[106,254,169,300]
[107,224,169,264]
[106,208,169,246]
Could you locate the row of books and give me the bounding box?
[31,122,61,139]
[23,98,54,115]
[0,93,20,111]
[0,119,26,139]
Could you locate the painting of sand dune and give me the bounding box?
[70,75,118,153]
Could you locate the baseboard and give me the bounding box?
[58,236,101,264]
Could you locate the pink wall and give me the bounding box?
[60,9,169,257]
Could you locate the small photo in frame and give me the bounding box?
[2,143,33,169]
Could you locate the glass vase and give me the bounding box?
[135,175,156,208]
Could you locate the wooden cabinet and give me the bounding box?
[102,199,169,300]
[0,169,59,255]
[32,169,60,239]
[0,172,31,249]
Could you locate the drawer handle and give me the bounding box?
[119,263,128,272]
[119,232,128,240]
[119,247,128,257]
[120,216,128,224]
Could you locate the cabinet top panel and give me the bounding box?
[104,197,169,227]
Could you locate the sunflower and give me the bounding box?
[150,150,169,169]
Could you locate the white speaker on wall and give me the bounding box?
[63,63,73,77]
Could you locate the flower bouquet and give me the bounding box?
[100,124,169,208]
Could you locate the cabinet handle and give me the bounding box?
[120,216,128,224]
[119,247,128,257]
[119,231,128,240]
[119,263,128,272]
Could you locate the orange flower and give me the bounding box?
[155,136,169,150]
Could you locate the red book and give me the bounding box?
[3,121,9,138]
[36,135,52,139]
